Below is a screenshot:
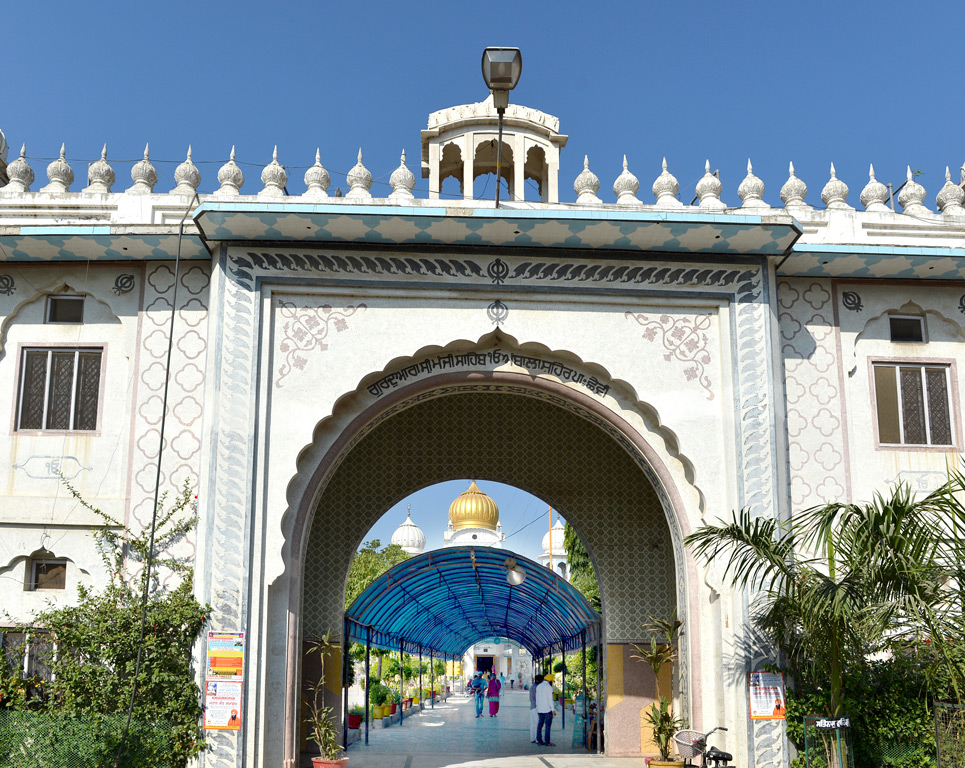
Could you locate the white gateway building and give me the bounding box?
[0,91,962,768]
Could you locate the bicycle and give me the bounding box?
[673,726,732,767]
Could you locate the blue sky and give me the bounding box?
[366,480,561,564]
[4,1,963,205]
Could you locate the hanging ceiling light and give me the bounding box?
[504,556,526,586]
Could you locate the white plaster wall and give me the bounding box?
[0,261,210,624]
[838,281,965,499]
[781,277,965,514]
[261,286,737,576]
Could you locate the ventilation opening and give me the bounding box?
[889,316,924,343]
[46,296,85,324]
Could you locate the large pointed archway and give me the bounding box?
[284,367,704,760]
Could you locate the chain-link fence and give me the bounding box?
[0,712,183,768]
[803,716,855,768]
[936,702,965,768]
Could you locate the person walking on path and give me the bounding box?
[500,672,507,691]
[471,672,486,718]
[529,673,544,743]
[487,672,502,716]
[535,673,557,746]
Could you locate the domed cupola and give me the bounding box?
[541,516,566,558]
[390,505,426,556]
[448,481,499,531]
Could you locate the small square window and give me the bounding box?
[46,296,84,324]
[889,316,924,343]
[28,560,66,591]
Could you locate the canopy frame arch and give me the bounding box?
[345,545,601,659]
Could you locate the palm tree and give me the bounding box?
[685,474,965,715]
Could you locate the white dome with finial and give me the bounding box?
[391,505,425,555]
[259,146,288,197]
[541,516,566,557]
[304,149,330,199]
[172,146,201,196]
[4,145,34,194]
[389,150,416,202]
[860,164,889,212]
[127,143,158,195]
[613,155,640,206]
[936,166,965,217]
[346,148,373,200]
[780,162,809,209]
[217,146,244,196]
[41,144,73,194]
[84,144,115,194]
[898,165,929,215]
[695,160,725,209]
[821,163,851,209]
[574,156,601,205]
[738,159,768,209]
[652,157,682,208]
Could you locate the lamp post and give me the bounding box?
[481,47,522,207]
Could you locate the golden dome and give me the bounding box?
[448,481,500,531]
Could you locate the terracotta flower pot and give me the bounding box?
[347,713,362,729]
[391,703,398,714]
[311,758,348,768]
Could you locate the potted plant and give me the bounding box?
[305,630,348,768]
[632,612,686,766]
[347,704,364,730]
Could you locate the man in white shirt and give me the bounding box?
[535,673,557,746]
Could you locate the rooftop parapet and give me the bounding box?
[0,142,963,251]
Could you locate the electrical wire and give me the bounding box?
[111,189,197,768]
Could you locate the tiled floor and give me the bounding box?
[324,690,649,768]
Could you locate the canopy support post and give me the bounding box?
[342,617,349,751]
[418,645,423,711]
[595,638,603,754]
[581,629,588,750]
[399,640,404,726]
[364,626,371,746]
[561,639,566,730]
[430,649,435,709]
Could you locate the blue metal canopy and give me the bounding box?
[345,546,600,658]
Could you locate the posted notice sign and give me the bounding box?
[748,671,786,720]
[205,631,244,731]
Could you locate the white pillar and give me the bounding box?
[512,134,525,202]
[429,142,440,200]
[548,154,559,203]
[463,133,474,200]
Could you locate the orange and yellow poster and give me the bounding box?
[205,631,244,731]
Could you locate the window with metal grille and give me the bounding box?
[17,348,102,431]
[873,363,954,446]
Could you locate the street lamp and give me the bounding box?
[481,47,522,207]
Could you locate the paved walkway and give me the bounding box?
[336,689,648,768]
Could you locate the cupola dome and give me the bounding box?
[541,516,566,557]
[448,481,499,531]
[390,506,426,555]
